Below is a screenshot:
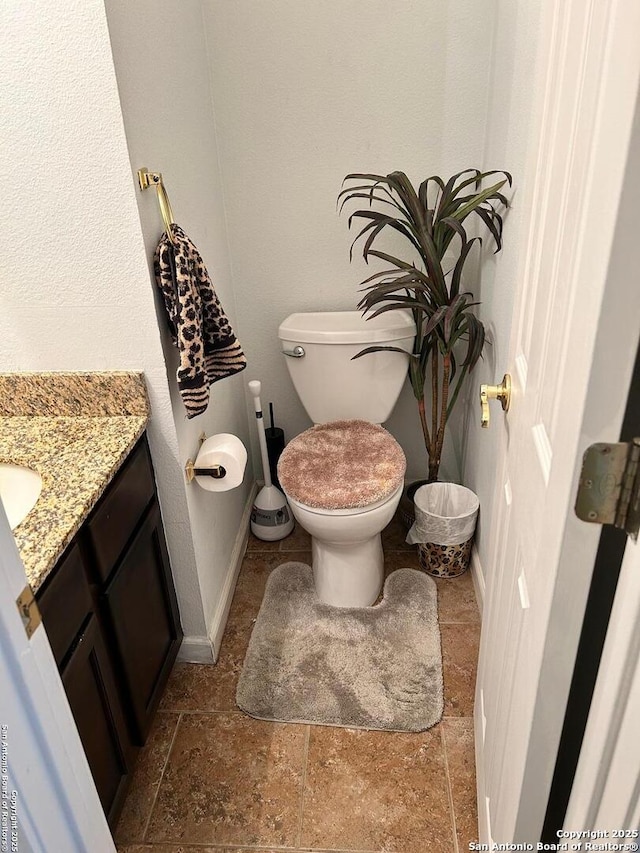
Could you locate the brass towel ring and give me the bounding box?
[137,167,177,246]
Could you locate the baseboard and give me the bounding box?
[177,635,216,664]
[471,544,485,617]
[208,481,258,660]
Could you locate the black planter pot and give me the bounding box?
[398,478,433,530]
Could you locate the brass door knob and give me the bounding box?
[480,374,511,428]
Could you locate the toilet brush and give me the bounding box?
[265,402,285,489]
[248,380,294,540]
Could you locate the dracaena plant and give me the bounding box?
[339,168,511,482]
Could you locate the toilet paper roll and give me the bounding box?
[194,434,247,491]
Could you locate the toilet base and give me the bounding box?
[312,534,384,607]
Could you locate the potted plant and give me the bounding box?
[339,168,510,527]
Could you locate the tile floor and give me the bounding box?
[115,515,481,853]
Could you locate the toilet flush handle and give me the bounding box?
[282,346,305,358]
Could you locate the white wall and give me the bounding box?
[461,0,543,583]
[104,0,253,656]
[203,0,498,482]
[1,0,540,650]
[0,0,239,654]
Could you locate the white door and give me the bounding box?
[475,0,640,843]
[0,503,115,852]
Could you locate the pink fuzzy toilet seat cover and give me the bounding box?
[277,419,406,510]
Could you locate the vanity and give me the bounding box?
[0,372,183,828]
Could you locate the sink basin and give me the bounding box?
[0,464,42,530]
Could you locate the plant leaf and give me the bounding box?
[365,250,433,285]
[352,345,416,360]
[475,207,503,252]
[444,294,468,341]
[435,169,481,221]
[448,169,510,203]
[338,191,407,216]
[436,215,469,255]
[450,180,508,222]
[450,237,481,297]
[449,349,457,381]
[358,277,435,300]
[418,174,445,210]
[440,216,468,243]
[358,290,431,311]
[366,301,431,320]
[461,314,486,368]
[421,305,448,337]
[348,213,421,260]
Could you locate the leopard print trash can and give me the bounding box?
[418,538,473,578]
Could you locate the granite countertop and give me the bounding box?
[0,372,150,592]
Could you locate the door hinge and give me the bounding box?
[16,585,42,639]
[575,438,640,540]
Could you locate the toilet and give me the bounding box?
[277,310,416,607]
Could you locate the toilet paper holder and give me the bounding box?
[185,433,226,483]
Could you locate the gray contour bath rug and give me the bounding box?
[236,563,443,732]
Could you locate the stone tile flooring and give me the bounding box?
[115,515,481,853]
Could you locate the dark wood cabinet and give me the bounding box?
[86,440,156,584]
[37,543,93,668]
[36,434,182,828]
[102,501,180,742]
[61,615,132,823]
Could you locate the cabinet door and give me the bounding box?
[86,439,155,584]
[102,500,182,743]
[38,542,93,668]
[62,614,133,826]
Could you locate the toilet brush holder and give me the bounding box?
[248,380,294,541]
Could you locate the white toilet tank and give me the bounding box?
[278,311,416,423]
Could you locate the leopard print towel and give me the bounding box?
[154,224,246,418]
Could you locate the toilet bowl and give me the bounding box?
[278,418,406,607]
[278,310,416,607]
[286,483,403,607]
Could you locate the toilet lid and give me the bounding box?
[277,420,406,510]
